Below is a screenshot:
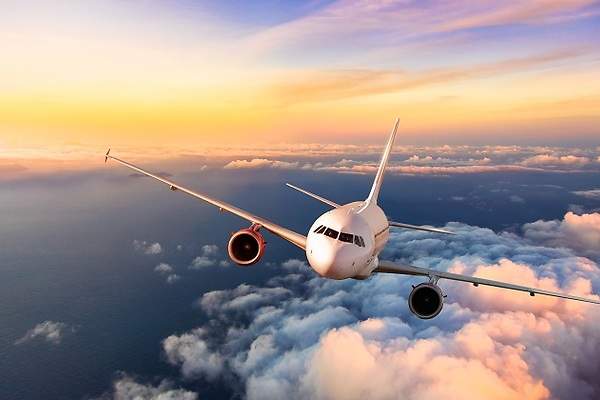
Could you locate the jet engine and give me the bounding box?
[227,224,265,266]
[408,283,444,319]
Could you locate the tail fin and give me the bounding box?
[362,118,399,209]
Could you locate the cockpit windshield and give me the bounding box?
[324,228,339,239]
[314,226,365,247]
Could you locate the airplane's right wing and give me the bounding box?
[375,260,600,305]
[106,150,306,250]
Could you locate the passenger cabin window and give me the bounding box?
[324,228,339,239]
[316,225,326,234]
[339,232,353,243]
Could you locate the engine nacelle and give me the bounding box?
[227,225,266,266]
[408,283,444,319]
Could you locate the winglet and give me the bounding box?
[105,148,111,163]
[360,118,399,211]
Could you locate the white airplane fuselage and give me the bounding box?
[306,202,389,279]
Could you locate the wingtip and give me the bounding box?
[104,148,111,163]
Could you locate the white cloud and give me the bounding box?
[166,274,181,285]
[523,212,600,258]
[15,321,72,345]
[224,159,300,170]
[201,244,219,257]
[163,328,225,380]
[189,244,229,270]
[160,213,600,400]
[133,240,163,255]
[521,154,590,166]
[155,263,174,274]
[572,189,600,200]
[509,194,525,203]
[102,375,197,400]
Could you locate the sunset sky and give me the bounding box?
[2,0,600,150]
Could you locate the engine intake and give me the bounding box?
[408,283,444,319]
[227,225,265,266]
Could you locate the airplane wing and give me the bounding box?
[388,221,454,235]
[105,150,306,250]
[375,260,600,305]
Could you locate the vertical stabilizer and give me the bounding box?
[361,118,399,209]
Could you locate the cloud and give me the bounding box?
[509,194,525,203]
[159,213,600,400]
[154,263,180,284]
[189,244,229,270]
[163,328,225,381]
[15,321,72,345]
[521,154,590,166]
[248,0,596,57]
[224,159,301,170]
[523,212,600,259]
[155,263,174,274]
[216,144,600,176]
[99,374,197,400]
[133,240,163,255]
[573,189,600,200]
[269,50,584,105]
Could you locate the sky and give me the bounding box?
[1,0,600,151]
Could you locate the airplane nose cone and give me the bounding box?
[307,240,354,280]
[307,243,337,277]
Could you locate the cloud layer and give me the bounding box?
[160,212,600,400]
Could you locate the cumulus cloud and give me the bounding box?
[154,263,180,284]
[189,244,229,270]
[224,159,301,170]
[521,154,590,166]
[160,214,600,400]
[133,240,163,255]
[99,374,197,400]
[15,321,73,345]
[523,212,600,259]
[163,328,225,380]
[155,263,174,274]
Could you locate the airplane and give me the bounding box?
[105,118,600,319]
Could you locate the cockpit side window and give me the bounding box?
[316,225,326,234]
[359,236,366,247]
[324,228,339,239]
[313,225,324,233]
[339,232,353,243]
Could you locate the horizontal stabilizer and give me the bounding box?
[286,183,340,208]
[389,221,454,235]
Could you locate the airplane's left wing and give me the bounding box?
[375,260,600,305]
[105,150,306,250]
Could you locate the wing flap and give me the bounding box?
[375,260,600,305]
